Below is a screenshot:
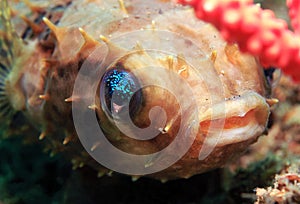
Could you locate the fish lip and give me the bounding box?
[199,91,271,146]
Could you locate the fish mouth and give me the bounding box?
[198,91,271,146]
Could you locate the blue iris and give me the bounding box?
[100,66,142,116]
[105,69,135,102]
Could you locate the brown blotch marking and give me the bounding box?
[42,58,80,139]
[21,15,44,35]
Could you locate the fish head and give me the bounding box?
[87,28,274,179]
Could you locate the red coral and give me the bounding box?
[178,0,300,82]
[287,0,300,34]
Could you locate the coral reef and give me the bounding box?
[255,163,300,204]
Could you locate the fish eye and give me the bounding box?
[99,63,142,119]
[263,67,281,88]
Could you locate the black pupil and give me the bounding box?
[101,67,142,116]
[263,67,276,82]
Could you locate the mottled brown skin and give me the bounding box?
[4,0,272,180]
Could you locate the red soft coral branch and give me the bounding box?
[178,0,300,82]
[287,0,300,34]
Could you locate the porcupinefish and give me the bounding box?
[0,0,277,180]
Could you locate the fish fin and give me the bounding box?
[0,0,22,117]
